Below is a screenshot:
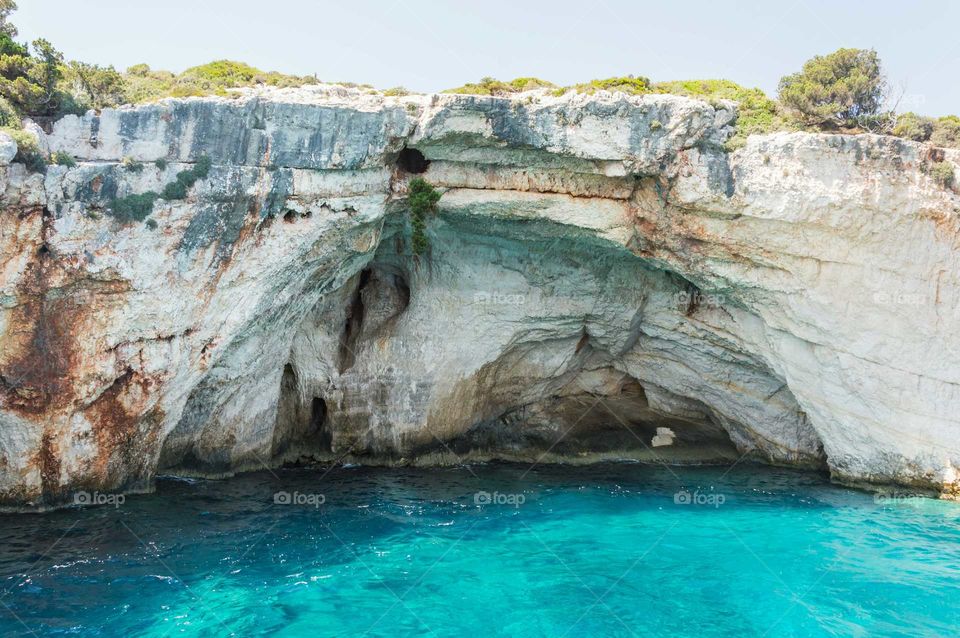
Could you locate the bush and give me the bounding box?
[121,156,143,172]
[1,126,45,172]
[654,79,796,150]
[161,155,211,200]
[126,63,150,77]
[931,116,960,148]
[892,112,934,142]
[930,161,954,188]
[107,192,158,222]
[154,158,167,170]
[407,177,441,256]
[161,177,188,200]
[105,155,211,224]
[116,60,317,104]
[558,76,651,96]
[192,155,212,178]
[444,77,555,96]
[778,48,886,128]
[50,151,75,167]
[179,60,261,88]
[0,94,18,126]
[382,86,410,97]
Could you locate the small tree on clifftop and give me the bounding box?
[778,48,886,128]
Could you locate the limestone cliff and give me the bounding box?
[1,85,958,509]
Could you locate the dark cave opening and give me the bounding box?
[310,397,332,452]
[338,268,372,373]
[397,147,430,174]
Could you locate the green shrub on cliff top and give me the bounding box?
[555,75,651,97]
[444,77,555,96]
[892,112,935,142]
[931,116,960,148]
[889,113,960,148]
[654,79,798,151]
[118,60,318,104]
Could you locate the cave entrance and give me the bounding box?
[271,365,333,461]
[397,147,430,174]
[311,397,332,452]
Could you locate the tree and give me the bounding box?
[0,0,17,38]
[0,35,78,117]
[68,61,125,109]
[778,48,886,128]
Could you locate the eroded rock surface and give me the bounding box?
[1,85,958,509]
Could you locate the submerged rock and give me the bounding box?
[1,84,958,509]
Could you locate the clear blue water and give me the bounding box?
[1,463,959,637]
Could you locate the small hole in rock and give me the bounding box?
[283,210,296,223]
[397,147,429,174]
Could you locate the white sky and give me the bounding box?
[14,0,960,116]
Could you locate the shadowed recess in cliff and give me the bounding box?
[274,211,827,471]
[396,147,430,174]
[338,269,371,373]
[271,364,332,462]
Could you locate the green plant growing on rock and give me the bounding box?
[49,151,75,167]
[929,161,955,188]
[121,156,143,172]
[1,126,45,172]
[653,78,798,151]
[777,48,886,128]
[161,155,211,200]
[407,177,441,256]
[108,192,158,222]
[154,158,167,170]
[107,155,212,223]
[0,94,18,126]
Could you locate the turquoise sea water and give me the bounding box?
[1,463,959,637]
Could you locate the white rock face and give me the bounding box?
[1,85,958,509]
[0,132,17,166]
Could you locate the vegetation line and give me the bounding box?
[0,1,955,183]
